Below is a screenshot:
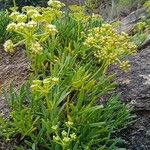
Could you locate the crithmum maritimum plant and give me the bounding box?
[83,23,136,72]
[4,0,64,75]
[1,0,137,149]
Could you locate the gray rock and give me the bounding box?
[114,46,150,110]
[119,8,148,33]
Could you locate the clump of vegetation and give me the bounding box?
[84,24,136,72]
[0,0,137,149]
[144,0,150,14]
[0,11,10,43]
[131,1,150,47]
[131,21,150,46]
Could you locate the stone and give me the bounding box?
[114,46,150,110]
[118,8,148,33]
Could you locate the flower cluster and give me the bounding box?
[32,42,43,55]
[45,24,58,35]
[48,0,65,9]
[144,0,150,13]
[120,60,131,72]
[53,131,77,146]
[84,24,137,71]
[69,5,90,23]
[31,77,59,93]
[3,40,14,53]
[53,121,77,148]
[133,22,148,33]
[4,0,63,54]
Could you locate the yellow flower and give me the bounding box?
[32,80,42,85]
[61,130,67,137]
[47,0,65,9]
[70,133,77,140]
[27,9,39,17]
[32,13,43,22]
[65,121,73,128]
[69,5,84,12]
[120,61,131,72]
[9,11,20,21]
[6,22,16,32]
[3,40,14,53]
[26,21,37,30]
[53,135,60,142]
[45,24,58,35]
[51,125,58,131]
[43,78,51,88]
[63,137,71,143]
[16,14,27,23]
[84,23,137,71]
[31,80,42,91]
[32,42,43,54]
[16,23,26,32]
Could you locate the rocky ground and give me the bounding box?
[0,45,29,118]
[114,46,150,150]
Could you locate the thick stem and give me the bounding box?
[13,0,17,10]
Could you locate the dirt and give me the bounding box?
[0,45,29,117]
[0,45,30,149]
[110,46,150,150]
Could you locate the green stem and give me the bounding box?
[77,22,80,42]
[13,0,17,10]
[14,39,25,47]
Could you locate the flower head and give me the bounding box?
[65,121,73,128]
[16,23,26,32]
[63,137,71,143]
[47,0,65,9]
[4,40,14,53]
[51,125,58,131]
[61,130,67,137]
[26,21,37,30]
[45,24,58,35]
[53,135,60,142]
[70,133,77,140]
[32,13,43,22]
[32,42,43,54]
[27,9,39,17]
[120,61,131,72]
[84,23,137,71]
[31,80,42,91]
[9,11,20,21]
[7,22,16,32]
[16,14,27,23]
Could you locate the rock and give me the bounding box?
[121,8,147,25]
[114,46,150,111]
[118,8,148,33]
[110,46,150,149]
[146,129,150,137]
[60,0,86,5]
